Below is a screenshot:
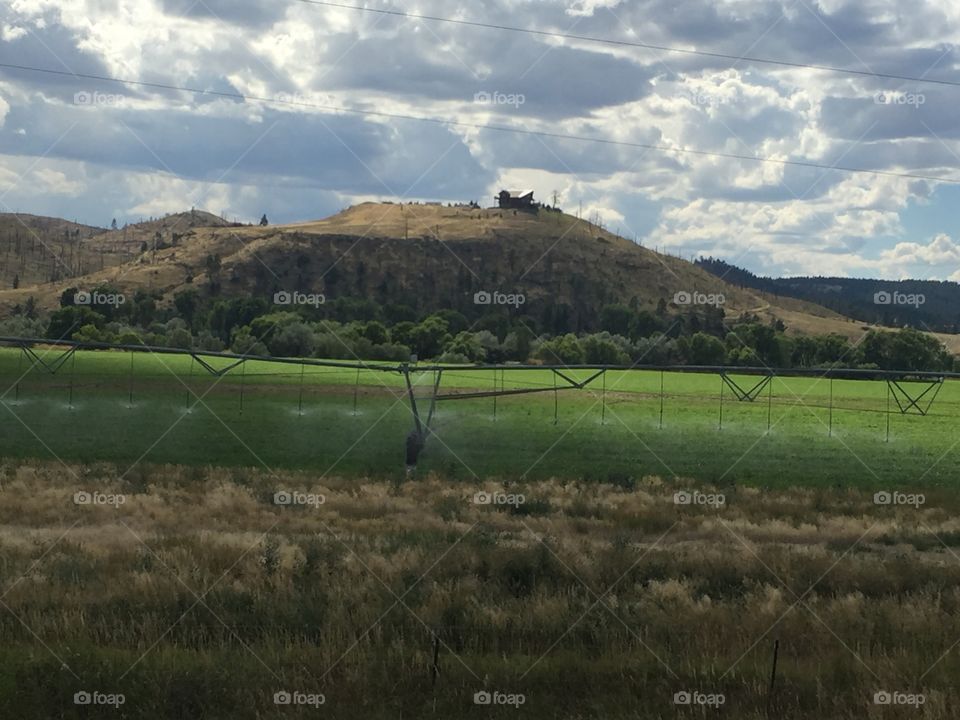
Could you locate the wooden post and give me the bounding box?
[493,369,497,421]
[767,638,780,714]
[430,633,441,688]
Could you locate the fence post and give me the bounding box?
[430,632,441,688]
[767,638,780,715]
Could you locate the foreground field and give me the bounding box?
[0,461,958,718]
[0,347,957,488]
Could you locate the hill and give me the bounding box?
[4,201,958,352]
[697,257,960,333]
[0,210,236,292]
[0,214,105,288]
[0,202,849,328]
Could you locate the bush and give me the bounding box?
[267,322,316,358]
[534,333,585,364]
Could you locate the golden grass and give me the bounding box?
[1,460,959,718]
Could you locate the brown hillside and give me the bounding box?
[0,214,104,288]
[2,202,957,351]
[0,210,236,292]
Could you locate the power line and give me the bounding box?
[294,0,960,90]
[1,61,957,185]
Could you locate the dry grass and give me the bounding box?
[0,460,958,718]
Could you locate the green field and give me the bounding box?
[0,346,956,488]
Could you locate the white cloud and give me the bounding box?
[33,168,84,195]
[2,24,28,40]
[0,0,959,279]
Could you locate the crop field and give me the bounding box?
[0,347,956,489]
[1,347,959,719]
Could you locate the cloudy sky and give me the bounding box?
[1,0,960,280]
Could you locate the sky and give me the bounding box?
[1,0,959,281]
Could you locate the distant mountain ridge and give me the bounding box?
[696,258,960,333]
[0,210,237,288]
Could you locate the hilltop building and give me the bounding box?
[496,190,537,210]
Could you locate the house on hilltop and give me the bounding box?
[496,190,536,210]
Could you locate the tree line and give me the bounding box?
[2,286,955,372]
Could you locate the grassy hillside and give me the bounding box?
[697,257,960,333]
[0,203,862,340]
[0,210,235,295]
[0,214,105,288]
